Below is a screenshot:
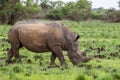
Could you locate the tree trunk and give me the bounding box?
[8,14,17,25]
[0,0,19,25]
[7,0,20,25]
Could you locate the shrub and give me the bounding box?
[90,8,105,19]
[0,0,41,25]
[46,0,92,21]
[101,9,120,22]
[46,8,64,20]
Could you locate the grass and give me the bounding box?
[0,20,120,80]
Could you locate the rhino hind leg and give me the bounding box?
[7,30,23,64]
[50,46,67,68]
[6,48,14,64]
[7,40,22,64]
[6,46,22,64]
[12,47,22,63]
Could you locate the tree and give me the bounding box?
[46,0,92,20]
[49,1,65,9]
[40,0,64,10]
[39,0,64,18]
[0,0,40,25]
[69,0,92,20]
[90,7,107,19]
[101,8,120,22]
[0,0,19,24]
[40,0,50,10]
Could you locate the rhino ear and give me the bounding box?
[75,34,80,41]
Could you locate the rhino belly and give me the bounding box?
[22,41,50,52]
[18,31,50,52]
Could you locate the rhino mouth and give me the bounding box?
[68,52,91,65]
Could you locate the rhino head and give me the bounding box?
[67,34,91,65]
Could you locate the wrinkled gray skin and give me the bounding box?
[7,20,90,67]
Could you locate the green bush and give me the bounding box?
[46,8,64,20]
[46,0,92,21]
[0,0,41,24]
[101,9,120,22]
[90,8,106,20]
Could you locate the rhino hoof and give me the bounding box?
[47,64,59,68]
[60,66,68,70]
[6,60,13,65]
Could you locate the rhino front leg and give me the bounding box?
[51,46,67,68]
[48,53,58,68]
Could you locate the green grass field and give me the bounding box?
[0,20,120,80]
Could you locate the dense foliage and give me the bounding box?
[45,0,120,22]
[0,20,120,80]
[46,0,92,21]
[0,0,40,24]
[0,0,120,24]
[101,9,120,22]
